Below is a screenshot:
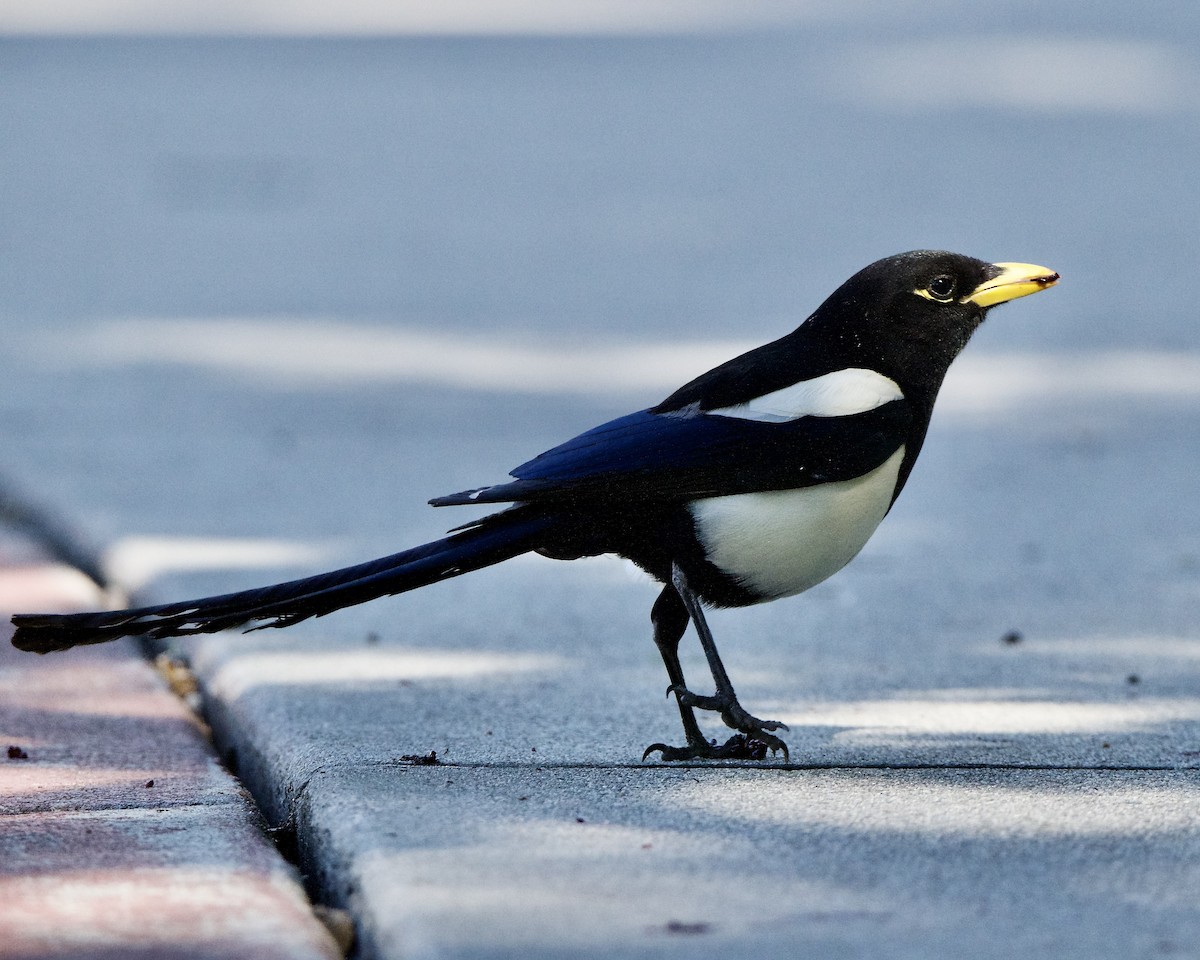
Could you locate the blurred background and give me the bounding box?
[1,0,1198,596]
[7,8,1200,949]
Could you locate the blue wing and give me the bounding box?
[431,400,911,508]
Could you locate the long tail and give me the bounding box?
[11,508,559,654]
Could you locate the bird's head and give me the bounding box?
[806,249,1059,395]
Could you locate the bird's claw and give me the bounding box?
[642,734,788,763]
[652,683,791,761]
[667,684,790,734]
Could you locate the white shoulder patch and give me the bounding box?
[708,368,903,422]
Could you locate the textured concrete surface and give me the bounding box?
[0,529,342,960]
[292,765,1200,960]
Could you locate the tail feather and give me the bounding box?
[11,509,558,653]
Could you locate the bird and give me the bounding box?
[11,251,1058,761]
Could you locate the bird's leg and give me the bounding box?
[670,564,790,756]
[642,565,789,761]
[642,586,709,756]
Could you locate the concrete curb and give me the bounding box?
[0,524,346,960]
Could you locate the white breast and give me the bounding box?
[689,446,906,601]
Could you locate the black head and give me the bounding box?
[802,250,1058,399]
[655,250,1057,417]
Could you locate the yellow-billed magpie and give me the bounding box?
[11,251,1058,761]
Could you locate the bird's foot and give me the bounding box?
[642,734,786,762]
[669,684,790,738]
[644,682,791,761]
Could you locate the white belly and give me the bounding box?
[688,446,906,600]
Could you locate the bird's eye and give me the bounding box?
[926,275,957,301]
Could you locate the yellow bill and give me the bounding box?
[966,262,1060,308]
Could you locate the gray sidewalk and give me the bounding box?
[0,525,344,960]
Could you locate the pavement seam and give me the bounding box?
[323,759,1200,773]
[1,800,256,821]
